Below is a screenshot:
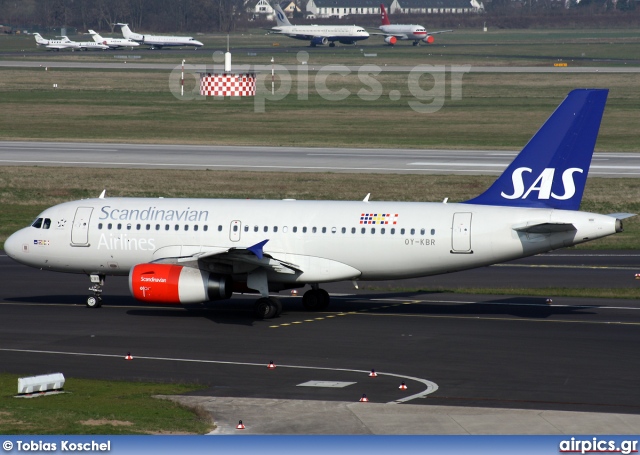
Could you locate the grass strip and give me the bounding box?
[0,373,212,435]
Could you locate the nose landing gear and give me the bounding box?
[87,274,104,308]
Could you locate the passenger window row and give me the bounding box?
[96,223,436,236]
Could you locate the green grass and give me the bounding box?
[0,374,212,434]
[363,286,640,300]
[0,68,639,150]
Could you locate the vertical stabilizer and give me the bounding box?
[464,89,608,211]
[273,4,292,27]
[88,30,103,43]
[380,4,391,26]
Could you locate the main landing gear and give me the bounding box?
[86,274,104,308]
[254,296,283,319]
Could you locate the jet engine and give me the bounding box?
[422,35,434,44]
[129,263,232,304]
[384,36,397,45]
[311,36,328,46]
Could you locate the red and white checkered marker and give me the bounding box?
[359,394,369,402]
[200,73,256,97]
[369,369,377,377]
[125,352,133,360]
[236,420,245,430]
[267,361,276,370]
[399,382,408,390]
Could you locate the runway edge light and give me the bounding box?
[369,369,377,377]
[125,352,133,360]
[236,420,246,430]
[399,382,408,390]
[360,394,369,402]
[268,360,276,369]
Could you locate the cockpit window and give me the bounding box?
[42,218,51,229]
[32,218,43,228]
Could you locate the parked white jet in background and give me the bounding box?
[376,3,452,46]
[76,39,110,51]
[33,33,80,51]
[271,4,369,47]
[115,23,203,49]
[88,30,140,49]
[5,90,632,320]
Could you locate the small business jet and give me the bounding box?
[33,33,81,51]
[87,30,140,49]
[270,4,369,47]
[5,89,632,319]
[376,3,452,46]
[115,23,203,49]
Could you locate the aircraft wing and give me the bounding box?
[369,32,408,39]
[152,240,302,276]
[427,30,453,35]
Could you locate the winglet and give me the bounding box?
[464,89,608,211]
[247,239,269,259]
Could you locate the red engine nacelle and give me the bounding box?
[423,35,434,44]
[129,263,232,304]
[384,36,397,45]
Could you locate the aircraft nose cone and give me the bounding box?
[4,230,22,260]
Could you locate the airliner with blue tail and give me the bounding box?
[4,89,632,319]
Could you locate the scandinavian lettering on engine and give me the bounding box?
[99,206,209,222]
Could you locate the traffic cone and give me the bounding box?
[236,420,245,430]
[125,352,133,360]
[267,361,276,370]
[369,369,377,377]
[359,394,369,402]
[399,382,408,390]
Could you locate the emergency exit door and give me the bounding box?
[451,212,472,253]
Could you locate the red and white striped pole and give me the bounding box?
[181,59,185,97]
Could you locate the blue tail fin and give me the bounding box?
[464,89,608,211]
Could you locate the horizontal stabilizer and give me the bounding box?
[607,213,636,220]
[513,222,576,234]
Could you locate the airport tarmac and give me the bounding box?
[1,250,639,433]
[2,141,640,177]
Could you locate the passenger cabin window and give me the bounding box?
[410,228,415,235]
[421,228,425,235]
[431,229,436,235]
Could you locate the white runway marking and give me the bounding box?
[0,348,438,404]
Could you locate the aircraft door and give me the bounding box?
[230,220,241,242]
[451,212,472,253]
[71,207,93,246]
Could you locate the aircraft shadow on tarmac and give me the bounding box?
[4,291,598,323]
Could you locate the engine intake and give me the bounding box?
[384,36,397,45]
[129,264,232,304]
[311,36,328,46]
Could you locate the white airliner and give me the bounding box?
[115,23,203,49]
[271,4,369,47]
[87,30,140,49]
[33,33,80,51]
[376,3,452,46]
[4,90,633,319]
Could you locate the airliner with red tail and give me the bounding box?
[375,3,452,46]
[4,90,633,320]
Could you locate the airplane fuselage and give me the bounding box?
[7,198,618,284]
[380,24,427,41]
[272,25,369,44]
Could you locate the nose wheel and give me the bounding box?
[87,274,104,308]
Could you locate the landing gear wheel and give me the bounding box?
[86,296,102,308]
[412,41,418,46]
[271,297,283,316]
[302,289,330,311]
[254,297,279,320]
